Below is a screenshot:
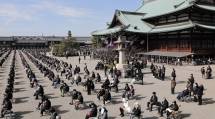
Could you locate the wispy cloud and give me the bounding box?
[0,0,90,24]
[32,1,88,17]
[0,4,33,23]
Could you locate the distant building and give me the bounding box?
[0,36,91,48]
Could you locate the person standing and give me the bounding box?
[104,65,108,76]
[171,68,176,80]
[201,67,205,78]
[78,56,81,64]
[161,65,166,81]
[171,79,176,94]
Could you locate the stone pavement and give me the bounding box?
[0,51,215,119]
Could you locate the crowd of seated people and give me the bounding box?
[146,92,179,118]
[0,50,15,118]
[0,50,11,67]
[19,50,61,119]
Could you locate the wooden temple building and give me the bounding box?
[92,0,215,58]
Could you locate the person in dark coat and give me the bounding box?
[40,98,51,116]
[171,68,176,80]
[147,92,159,111]
[96,73,101,83]
[166,101,179,118]
[102,78,110,90]
[86,79,94,95]
[69,89,78,105]
[85,103,97,119]
[171,79,176,94]
[158,98,169,117]
[103,89,111,105]
[197,84,204,105]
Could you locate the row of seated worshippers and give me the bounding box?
[1,50,15,118]
[19,51,61,119]
[0,50,11,67]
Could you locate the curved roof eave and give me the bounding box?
[138,0,195,20]
[195,4,215,11]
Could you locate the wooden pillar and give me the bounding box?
[177,31,180,51]
[166,33,168,51]
[190,29,193,52]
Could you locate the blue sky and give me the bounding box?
[0,0,141,36]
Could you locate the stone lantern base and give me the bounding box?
[116,63,128,78]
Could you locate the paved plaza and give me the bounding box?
[0,51,215,119]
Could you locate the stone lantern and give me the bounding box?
[115,35,129,77]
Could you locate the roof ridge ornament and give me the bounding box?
[174,1,186,8]
[142,0,157,5]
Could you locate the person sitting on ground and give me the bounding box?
[69,89,79,105]
[98,106,108,119]
[85,103,97,119]
[34,85,44,100]
[40,98,52,116]
[130,102,142,119]
[102,78,110,90]
[166,101,179,118]
[124,83,130,92]
[147,92,159,111]
[110,76,119,92]
[158,97,169,117]
[37,96,47,110]
[123,83,131,99]
[65,70,73,80]
[103,89,111,105]
[49,108,61,119]
[96,73,101,83]
[52,75,61,88]
[75,75,82,86]
[60,82,69,97]
[97,88,105,100]
[74,92,84,110]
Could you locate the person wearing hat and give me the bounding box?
[147,92,158,111]
[166,101,179,118]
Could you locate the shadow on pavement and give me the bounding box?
[181,113,191,118]
[15,96,29,104]
[202,98,215,105]
[15,111,34,119]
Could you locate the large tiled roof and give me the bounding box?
[137,0,195,19]
[92,0,215,36]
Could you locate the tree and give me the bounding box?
[52,30,80,56]
[91,36,103,48]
